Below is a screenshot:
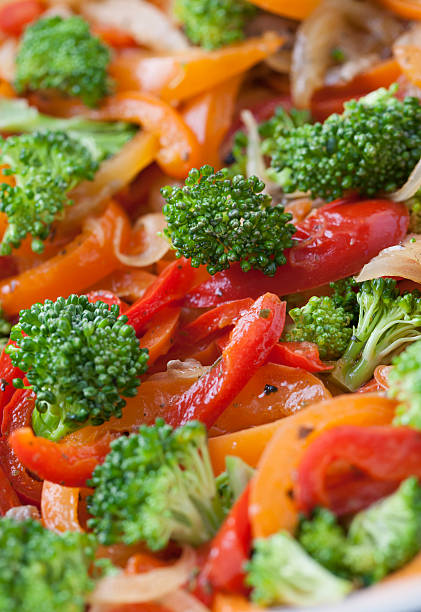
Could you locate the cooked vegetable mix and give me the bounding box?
[1,1,421,610]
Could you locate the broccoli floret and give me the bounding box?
[329,277,359,324]
[298,478,421,585]
[0,130,98,254]
[0,98,137,163]
[161,165,296,276]
[245,531,352,607]
[344,477,421,584]
[389,340,421,429]
[88,419,226,550]
[15,16,112,108]
[0,517,96,611]
[405,190,421,234]
[284,296,353,360]
[174,0,256,49]
[0,308,10,352]
[216,455,255,513]
[298,508,349,578]
[271,87,421,201]
[6,295,148,441]
[331,279,421,391]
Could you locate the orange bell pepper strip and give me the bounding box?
[249,394,397,539]
[0,201,131,316]
[213,594,264,612]
[9,427,113,487]
[41,480,83,532]
[0,463,20,515]
[110,33,283,104]
[89,92,201,179]
[182,76,242,169]
[376,0,421,19]
[247,0,319,19]
[140,306,181,365]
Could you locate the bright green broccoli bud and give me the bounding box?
[6,295,148,442]
[331,279,421,391]
[0,308,10,352]
[0,98,137,163]
[15,16,112,108]
[345,477,421,584]
[0,130,98,254]
[246,532,352,607]
[216,455,255,513]
[88,419,226,550]
[389,339,421,429]
[329,277,359,324]
[162,165,297,276]
[285,296,353,360]
[0,517,96,611]
[174,0,256,49]
[298,508,349,578]
[271,87,421,201]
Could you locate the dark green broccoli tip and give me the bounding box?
[0,308,10,352]
[0,130,98,255]
[405,190,421,234]
[6,295,148,441]
[88,419,226,550]
[329,277,359,324]
[14,16,112,108]
[390,339,421,429]
[271,87,421,201]
[161,165,297,276]
[331,278,421,391]
[174,0,257,49]
[300,478,421,585]
[0,517,96,611]
[284,295,353,360]
[245,531,352,607]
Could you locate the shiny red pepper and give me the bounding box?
[185,199,409,308]
[269,342,333,373]
[0,463,19,514]
[166,293,286,428]
[183,298,254,343]
[8,427,113,487]
[296,425,421,516]
[195,484,251,605]
[86,289,129,313]
[0,340,24,420]
[126,258,197,334]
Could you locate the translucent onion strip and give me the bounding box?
[90,547,197,606]
[388,156,421,202]
[113,212,170,267]
[355,234,421,284]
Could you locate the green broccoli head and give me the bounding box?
[174,0,256,49]
[0,98,137,164]
[15,16,112,108]
[298,478,421,585]
[162,165,297,276]
[284,296,353,360]
[88,419,226,550]
[389,340,421,429]
[329,277,359,324]
[7,295,148,442]
[245,531,352,607]
[345,477,421,584]
[216,455,255,514]
[332,279,421,391]
[405,190,421,234]
[0,517,96,611]
[0,130,98,254]
[271,87,421,201]
[297,508,349,578]
[0,308,10,352]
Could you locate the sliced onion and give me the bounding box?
[81,0,189,52]
[148,359,210,382]
[355,234,421,284]
[90,547,197,606]
[5,505,41,522]
[388,156,421,202]
[160,589,211,612]
[113,212,170,268]
[66,130,159,229]
[0,39,17,82]
[241,110,267,183]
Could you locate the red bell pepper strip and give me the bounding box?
[0,0,44,37]
[2,385,33,435]
[183,298,254,344]
[269,342,333,373]
[296,425,421,516]
[8,427,113,487]
[0,340,24,420]
[166,293,286,428]
[185,199,409,307]
[195,484,251,605]
[0,463,20,515]
[86,289,129,313]
[126,258,197,335]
